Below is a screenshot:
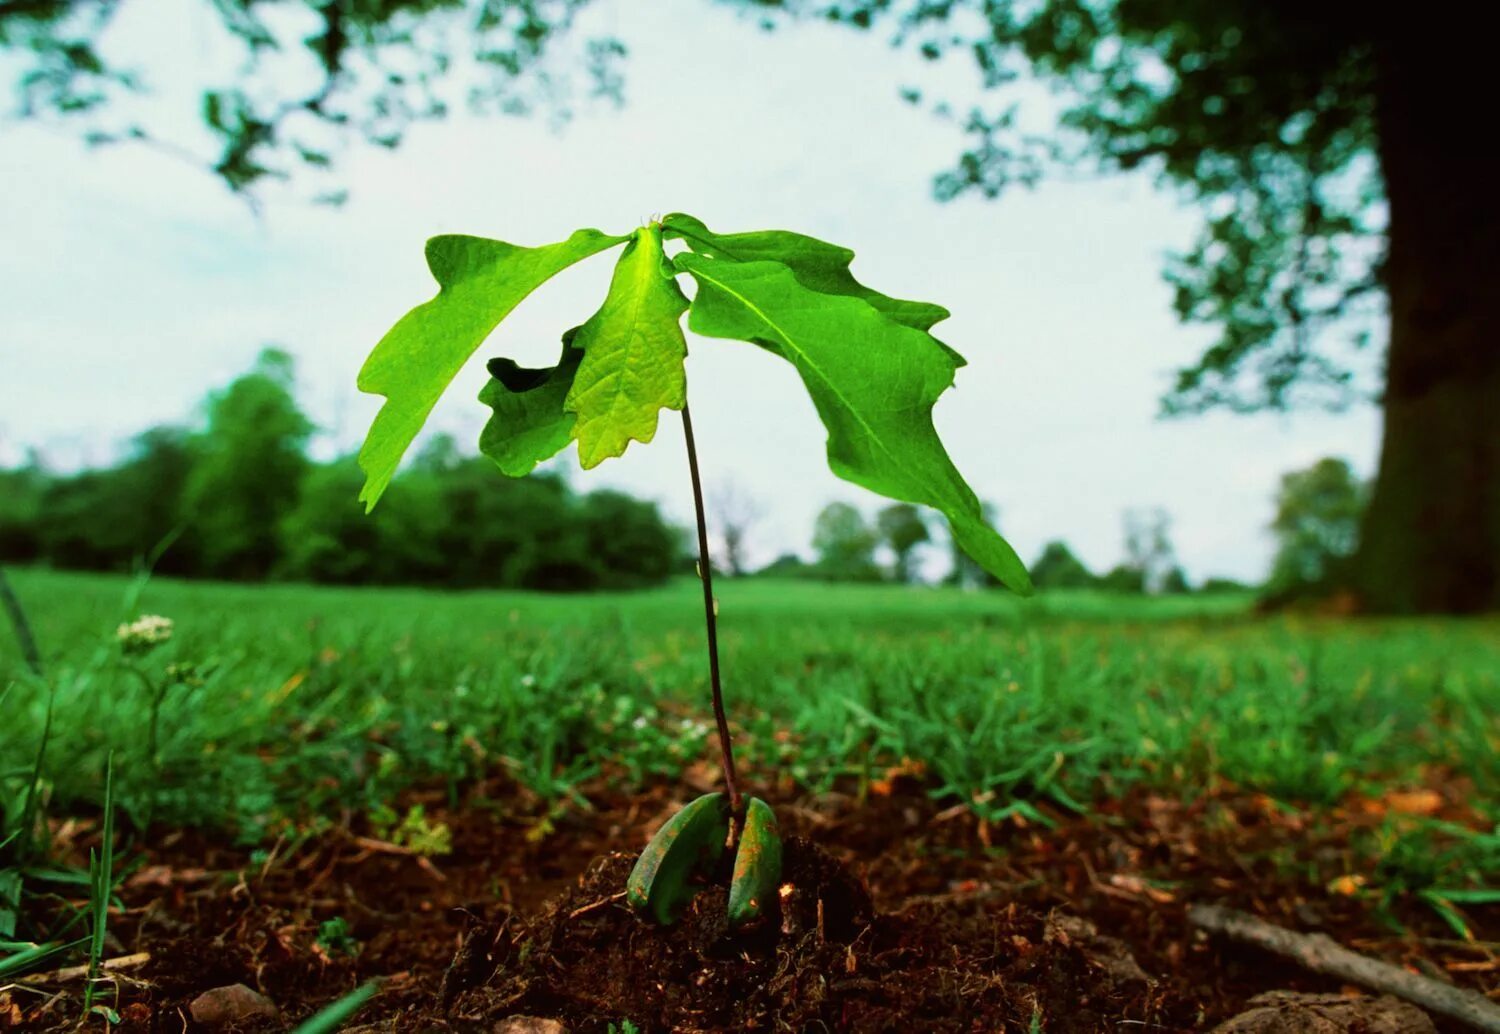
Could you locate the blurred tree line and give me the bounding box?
[1,336,1360,596]
[748,455,1364,599]
[753,498,1205,592]
[0,349,681,591]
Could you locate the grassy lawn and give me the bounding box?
[4,568,1494,842]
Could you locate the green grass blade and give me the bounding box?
[84,753,115,1011]
[291,981,379,1033]
[0,938,70,977]
[16,680,56,863]
[1426,887,1500,904]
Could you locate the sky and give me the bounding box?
[0,0,1383,583]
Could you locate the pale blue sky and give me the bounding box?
[0,0,1381,582]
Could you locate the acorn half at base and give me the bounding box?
[727,797,783,929]
[626,792,731,925]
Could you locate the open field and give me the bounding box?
[2,569,1497,1029]
[5,570,1495,834]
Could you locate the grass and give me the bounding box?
[289,981,379,1033]
[83,753,115,1012]
[1,568,1495,917]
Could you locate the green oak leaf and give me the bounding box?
[564,224,690,468]
[356,228,628,509]
[478,328,585,477]
[662,212,955,342]
[673,252,1032,595]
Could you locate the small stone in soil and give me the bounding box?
[492,1018,566,1034]
[1209,991,1437,1034]
[188,983,280,1026]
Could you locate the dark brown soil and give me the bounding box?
[442,840,1170,1032]
[6,772,1496,1032]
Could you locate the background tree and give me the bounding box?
[710,483,765,577]
[112,427,200,574]
[754,552,814,579]
[277,457,381,584]
[0,367,682,589]
[1160,565,1191,595]
[416,457,588,589]
[369,434,466,584]
[1098,563,1145,595]
[1030,540,1095,590]
[31,470,119,570]
[1122,508,1178,595]
[0,0,624,196]
[1266,456,1365,599]
[182,348,314,580]
[24,426,199,574]
[811,502,881,583]
[876,503,929,584]
[1201,576,1251,594]
[733,0,1498,613]
[0,458,45,565]
[579,490,683,589]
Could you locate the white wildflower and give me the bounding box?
[116,614,173,654]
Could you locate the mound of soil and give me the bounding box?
[444,839,1171,1032]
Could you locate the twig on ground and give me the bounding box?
[1189,903,1500,1033]
[352,835,414,856]
[21,952,152,985]
[415,856,447,882]
[350,836,447,880]
[567,892,626,920]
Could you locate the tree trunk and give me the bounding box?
[1356,31,1500,613]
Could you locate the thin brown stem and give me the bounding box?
[680,404,742,816]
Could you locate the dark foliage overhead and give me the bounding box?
[0,0,1388,409]
[723,0,1387,415]
[0,0,623,197]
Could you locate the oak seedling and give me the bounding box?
[355,214,1031,927]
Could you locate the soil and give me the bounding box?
[6,771,1496,1032]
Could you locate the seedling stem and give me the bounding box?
[680,404,742,818]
